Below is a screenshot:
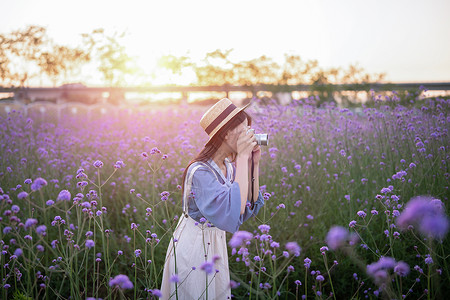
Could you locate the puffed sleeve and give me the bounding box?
[240,191,265,222]
[190,167,242,233]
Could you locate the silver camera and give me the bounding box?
[247,129,269,146]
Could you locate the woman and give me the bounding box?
[160,98,265,299]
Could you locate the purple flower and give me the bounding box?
[200,261,214,274]
[325,226,349,250]
[424,254,433,264]
[135,249,142,257]
[397,196,449,239]
[394,261,410,277]
[17,191,28,199]
[14,248,23,257]
[380,187,391,194]
[57,190,71,201]
[93,160,104,168]
[285,242,301,257]
[24,218,38,229]
[46,200,55,206]
[304,257,312,269]
[357,211,366,218]
[51,240,59,248]
[367,256,397,277]
[316,275,325,281]
[114,160,125,169]
[230,280,240,289]
[11,205,20,213]
[151,289,162,297]
[349,220,357,228]
[3,226,12,234]
[258,224,271,233]
[85,239,95,249]
[31,177,48,191]
[229,231,253,248]
[109,274,133,289]
[170,274,179,283]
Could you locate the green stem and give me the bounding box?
[323,254,336,300]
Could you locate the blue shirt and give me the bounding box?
[184,158,264,233]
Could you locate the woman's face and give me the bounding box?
[227,118,249,153]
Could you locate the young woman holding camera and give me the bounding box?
[160,98,265,299]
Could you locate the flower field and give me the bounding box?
[0,91,449,299]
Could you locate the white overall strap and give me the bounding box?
[183,161,219,215]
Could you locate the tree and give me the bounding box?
[234,55,280,85]
[0,25,90,87]
[37,45,90,87]
[81,29,142,86]
[193,49,236,85]
[0,25,47,86]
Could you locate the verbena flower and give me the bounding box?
[304,257,312,269]
[109,274,133,289]
[24,218,38,229]
[85,239,95,249]
[397,196,449,239]
[258,224,271,233]
[93,160,104,168]
[14,248,23,257]
[394,261,410,277]
[114,160,125,169]
[17,191,28,199]
[57,190,71,202]
[229,231,253,248]
[357,211,366,218]
[285,242,301,257]
[367,256,396,278]
[200,261,214,274]
[31,178,48,191]
[326,226,349,250]
[11,205,20,213]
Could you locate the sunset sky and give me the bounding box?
[1,0,450,85]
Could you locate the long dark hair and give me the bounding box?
[181,110,252,197]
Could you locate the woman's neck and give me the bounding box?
[212,145,230,168]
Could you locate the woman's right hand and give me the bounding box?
[236,129,257,159]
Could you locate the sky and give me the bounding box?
[1,0,450,85]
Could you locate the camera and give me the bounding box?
[247,129,269,146]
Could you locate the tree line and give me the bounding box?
[0,25,385,89]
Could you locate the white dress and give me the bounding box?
[160,161,233,300]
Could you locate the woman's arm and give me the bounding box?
[248,146,261,206]
[235,131,257,214]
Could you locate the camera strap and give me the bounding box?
[250,152,255,210]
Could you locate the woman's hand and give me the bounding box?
[236,129,257,159]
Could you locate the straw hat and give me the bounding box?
[200,98,251,144]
